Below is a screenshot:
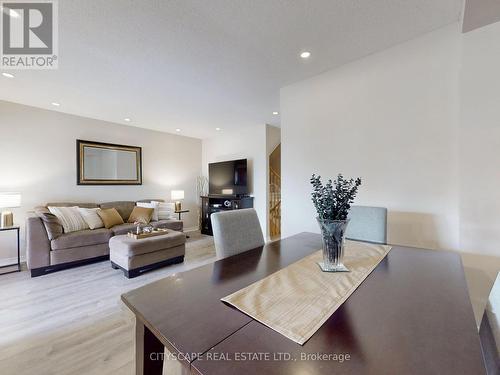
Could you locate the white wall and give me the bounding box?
[202,124,267,235]
[281,25,461,251]
[280,23,500,322]
[0,101,202,262]
[459,21,500,319]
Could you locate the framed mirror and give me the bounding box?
[77,140,142,185]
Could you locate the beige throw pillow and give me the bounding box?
[137,202,159,221]
[152,201,176,220]
[128,206,154,224]
[97,208,124,229]
[78,207,104,230]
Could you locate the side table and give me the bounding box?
[0,225,21,275]
[175,210,190,238]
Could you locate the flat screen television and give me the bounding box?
[209,159,248,196]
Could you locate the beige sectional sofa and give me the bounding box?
[26,200,183,277]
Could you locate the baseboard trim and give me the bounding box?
[0,256,26,267]
[30,255,109,277]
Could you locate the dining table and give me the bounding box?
[121,232,486,375]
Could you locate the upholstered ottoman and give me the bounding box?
[109,231,185,278]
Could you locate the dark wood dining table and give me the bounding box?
[121,232,486,375]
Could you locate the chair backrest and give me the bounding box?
[210,208,265,259]
[346,206,387,244]
[480,272,500,375]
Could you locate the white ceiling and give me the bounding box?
[0,0,463,139]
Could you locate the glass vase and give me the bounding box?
[317,218,350,272]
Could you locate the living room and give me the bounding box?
[1,1,499,375]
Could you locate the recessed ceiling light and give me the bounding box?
[300,51,311,59]
[215,127,221,131]
[124,118,131,122]
[175,128,181,132]
[272,111,279,115]
[2,72,14,78]
[51,102,60,107]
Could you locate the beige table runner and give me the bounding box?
[221,240,392,345]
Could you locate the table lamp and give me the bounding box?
[171,190,184,212]
[0,192,21,228]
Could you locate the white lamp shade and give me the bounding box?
[171,190,185,201]
[0,192,21,208]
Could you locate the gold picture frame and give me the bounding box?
[77,140,142,185]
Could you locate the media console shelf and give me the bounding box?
[200,195,254,236]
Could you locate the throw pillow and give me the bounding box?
[97,208,124,229]
[34,206,63,240]
[128,206,154,224]
[152,201,176,220]
[78,207,104,230]
[137,201,159,221]
[47,206,89,233]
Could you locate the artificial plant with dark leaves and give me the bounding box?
[310,174,362,221]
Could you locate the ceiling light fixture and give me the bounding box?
[2,72,14,78]
[51,102,60,107]
[215,127,221,131]
[272,111,279,115]
[175,128,181,132]
[124,118,131,122]
[300,51,311,59]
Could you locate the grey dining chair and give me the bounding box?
[346,206,388,244]
[479,272,500,375]
[210,208,265,259]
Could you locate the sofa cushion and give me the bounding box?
[111,223,137,235]
[78,207,104,229]
[137,201,159,221]
[99,201,135,221]
[151,219,183,231]
[51,228,112,250]
[97,208,124,229]
[48,206,89,233]
[34,206,63,240]
[152,201,176,220]
[128,206,154,224]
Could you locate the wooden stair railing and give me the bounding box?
[269,166,281,238]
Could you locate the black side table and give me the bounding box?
[0,225,21,275]
[174,209,189,220]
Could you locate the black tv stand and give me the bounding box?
[200,195,254,236]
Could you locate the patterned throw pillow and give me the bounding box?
[47,206,89,233]
[78,207,104,230]
[152,201,176,220]
[136,202,159,221]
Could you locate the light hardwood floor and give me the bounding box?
[0,232,216,375]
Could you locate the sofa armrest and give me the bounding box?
[26,216,50,270]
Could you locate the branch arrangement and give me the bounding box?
[310,174,362,221]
